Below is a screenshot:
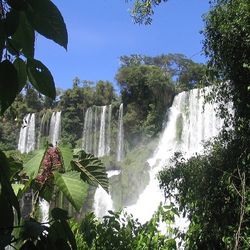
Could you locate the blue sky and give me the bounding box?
[35,0,209,91]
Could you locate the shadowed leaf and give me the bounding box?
[26,0,68,49]
[0,60,18,114]
[27,58,56,99]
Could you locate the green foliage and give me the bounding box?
[22,149,46,178]
[116,61,174,144]
[16,209,76,250]
[59,79,116,147]
[130,0,168,25]
[71,149,109,193]
[0,59,18,113]
[159,135,250,249]
[0,0,68,114]
[116,54,205,146]
[70,205,177,250]
[54,171,88,211]
[0,151,21,248]
[27,58,56,99]
[0,144,109,248]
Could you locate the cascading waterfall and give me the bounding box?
[82,107,93,153]
[49,111,61,146]
[93,170,121,218]
[117,103,124,162]
[106,104,112,155]
[18,113,36,153]
[93,106,99,156]
[37,113,45,149]
[39,198,50,224]
[98,106,107,157]
[82,105,113,156]
[127,87,226,224]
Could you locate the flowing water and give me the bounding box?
[82,107,93,153]
[18,113,36,153]
[98,106,107,157]
[49,111,61,146]
[93,170,121,218]
[126,88,225,225]
[106,104,112,155]
[117,103,124,162]
[39,198,50,224]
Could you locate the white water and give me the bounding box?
[98,106,107,157]
[39,198,50,224]
[106,104,112,155]
[93,170,121,218]
[127,88,225,225]
[117,103,124,162]
[49,111,61,146]
[82,107,93,153]
[37,113,46,149]
[93,106,99,156]
[18,113,36,153]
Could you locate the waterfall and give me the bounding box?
[82,105,113,156]
[49,111,61,146]
[18,113,36,153]
[82,107,93,153]
[98,106,107,157]
[93,106,99,156]
[93,170,121,218]
[117,103,124,162]
[39,198,50,224]
[127,87,226,224]
[106,104,112,155]
[37,113,46,149]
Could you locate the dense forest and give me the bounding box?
[0,0,250,249]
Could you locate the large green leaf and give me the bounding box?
[0,151,20,222]
[10,12,34,58]
[27,58,56,99]
[25,0,68,49]
[4,9,19,37]
[12,183,25,196]
[0,20,4,60]
[48,220,75,250]
[23,150,46,178]
[71,150,109,193]
[0,60,18,114]
[13,57,27,92]
[53,171,88,211]
[59,146,73,172]
[0,193,14,248]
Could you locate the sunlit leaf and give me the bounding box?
[12,183,25,196]
[54,171,88,211]
[23,150,46,178]
[59,146,73,172]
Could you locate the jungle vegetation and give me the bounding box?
[0,0,249,249]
